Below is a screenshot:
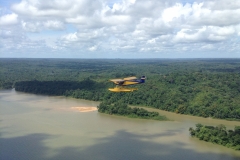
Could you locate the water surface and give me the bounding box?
[0,90,239,160]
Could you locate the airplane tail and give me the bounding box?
[140,76,146,83]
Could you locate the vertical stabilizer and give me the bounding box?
[140,76,146,83]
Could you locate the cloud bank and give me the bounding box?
[0,0,240,58]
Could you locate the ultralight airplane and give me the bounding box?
[108,76,146,92]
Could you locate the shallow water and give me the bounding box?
[0,90,239,160]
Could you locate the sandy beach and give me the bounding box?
[71,107,98,112]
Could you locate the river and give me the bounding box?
[0,89,239,160]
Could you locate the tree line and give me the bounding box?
[97,101,167,120]
[189,124,240,150]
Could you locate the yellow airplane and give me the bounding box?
[108,76,146,92]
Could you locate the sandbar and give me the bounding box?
[71,107,98,112]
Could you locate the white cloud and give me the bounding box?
[0,13,18,26]
[201,44,214,50]
[0,30,13,38]
[21,21,42,32]
[43,20,65,30]
[11,0,103,19]
[174,26,236,43]
[0,0,240,58]
[203,0,240,10]
[147,38,156,44]
[65,16,88,24]
[162,3,192,23]
[62,32,78,42]
[21,20,65,32]
[101,15,131,25]
[89,45,97,51]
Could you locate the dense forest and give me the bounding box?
[189,124,240,150]
[1,58,240,120]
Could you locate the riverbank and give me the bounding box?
[3,89,240,127]
[68,96,240,128]
[132,106,240,129]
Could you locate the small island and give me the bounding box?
[97,101,167,121]
[189,124,240,150]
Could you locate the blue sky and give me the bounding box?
[0,0,240,58]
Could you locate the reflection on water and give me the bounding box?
[0,90,240,160]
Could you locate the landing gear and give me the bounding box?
[108,87,138,92]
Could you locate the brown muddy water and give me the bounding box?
[0,89,239,160]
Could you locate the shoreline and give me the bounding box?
[3,89,240,127]
[133,106,240,128]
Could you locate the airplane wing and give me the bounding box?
[123,77,137,81]
[109,79,125,84]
